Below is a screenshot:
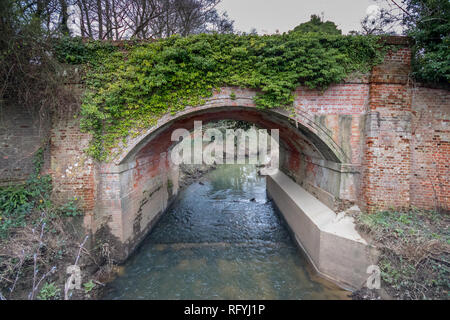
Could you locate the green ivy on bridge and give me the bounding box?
[56,33,387,160]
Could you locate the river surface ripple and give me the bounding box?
[102,164,350,300]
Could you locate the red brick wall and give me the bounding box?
[361,42,413,212]
[410,87,449,212]
[361,42,449,213]
[362,84,412,211]
[50,116,97,228]
[0,104,51,185]
[294,83,368,165]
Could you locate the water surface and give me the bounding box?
[102,164,350,300]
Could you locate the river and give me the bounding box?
[102,164,350,300]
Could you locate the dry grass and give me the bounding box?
[0,210,102,300]
[355,209,449,300]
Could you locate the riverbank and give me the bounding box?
[0,210,110,300]
[0,158,221,300]
[351,209,449,300]
[0,148,115,300]
[178,163,217,190]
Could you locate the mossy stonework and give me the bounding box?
[28,35,448,281]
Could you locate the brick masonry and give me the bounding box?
[0,104,51,184]
[410,87,449,211]
[49,115,97,229]
[1,37,448,260]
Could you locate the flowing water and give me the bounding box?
[102,164,350,300]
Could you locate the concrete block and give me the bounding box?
[267,170,377,290]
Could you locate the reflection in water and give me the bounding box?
[102,164,350,300]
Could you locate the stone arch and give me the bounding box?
[113,88,347,166]
[95,88,361,261]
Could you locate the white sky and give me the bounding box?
[216,0,387,35]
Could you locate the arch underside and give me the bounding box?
[123,105,354,214]
[121,106,343,165]
[96,104,360,262]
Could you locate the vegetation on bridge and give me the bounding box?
[56,33,386,160]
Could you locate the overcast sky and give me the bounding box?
[216,0,386,35]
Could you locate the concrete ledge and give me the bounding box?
[302,181,336,211]
[267,170,377,290]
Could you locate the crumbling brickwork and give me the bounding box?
[49,115,97,229]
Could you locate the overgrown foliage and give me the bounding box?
[404,0,450,83]
[361,0,449,83]
[0,148,51,238]
[53,36,118,65]
[37,282,61,300]
[356,209,449,300]
[291,14,342,35]
[63,33,386,160]
[0,148,82,239]
[0,146,87,299]
[0,0,77,119]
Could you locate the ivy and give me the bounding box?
[61,33,386,160]
[53,36,117,65]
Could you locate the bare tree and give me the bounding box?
[359,0,405,35]
[126,0,167,39]
[71,0,233,40]
[59,0,70,34]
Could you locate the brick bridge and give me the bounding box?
[3,37,447,283]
